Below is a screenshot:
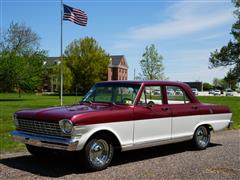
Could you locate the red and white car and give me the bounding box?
[11,81,232,171]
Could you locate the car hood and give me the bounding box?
[15,103,113,123]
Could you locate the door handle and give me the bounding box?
[192,106,198,110]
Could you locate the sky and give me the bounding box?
[0,0,236,83]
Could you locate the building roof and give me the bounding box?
[109,55,128,69]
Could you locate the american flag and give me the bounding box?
[63,4,88,26]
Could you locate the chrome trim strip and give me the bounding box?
[11,130,79,151]
[122,136,193,151]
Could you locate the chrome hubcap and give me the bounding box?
[89,139,110,167]
[196,127,209,146]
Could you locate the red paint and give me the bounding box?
[15,81,231,125]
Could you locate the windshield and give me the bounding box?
[82,83,141,105]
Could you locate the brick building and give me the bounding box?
[108,55,128,81]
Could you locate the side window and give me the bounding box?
[139,86,163,105]
[115,87,137,105]
[166,86,190,104]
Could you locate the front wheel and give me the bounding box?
[84,136,114,171]
[192,126,210,150]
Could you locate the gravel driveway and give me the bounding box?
[0,130,239,180]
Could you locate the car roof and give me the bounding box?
[97,80,190,87]
[96,80,199,103]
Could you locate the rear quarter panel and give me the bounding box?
[195,104,232,132]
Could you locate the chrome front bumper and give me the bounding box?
[11,130,79,151]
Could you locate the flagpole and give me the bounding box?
[60,0,63,106]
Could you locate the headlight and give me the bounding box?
[59,119,73,134]
[13,114,19,127]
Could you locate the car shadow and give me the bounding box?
[0,142,221,178]
[111,142,221,166]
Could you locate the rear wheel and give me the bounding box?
[192,126,210,150]
[84,136,114,171]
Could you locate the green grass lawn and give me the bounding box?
[0,93,239,153]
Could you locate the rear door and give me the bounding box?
[166,85,201,139]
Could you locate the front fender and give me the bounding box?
[73,121,133,151]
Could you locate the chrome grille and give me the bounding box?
[17,119,68,137]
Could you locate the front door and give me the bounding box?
[133,85,172,145]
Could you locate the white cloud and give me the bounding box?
[114,1,234,47]
[192,33,224,41]
[126,12,231,41]
[165,48,218,63]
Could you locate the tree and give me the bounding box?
[64,37,110,93]
[209,1,240,80]
[212,78,222,89]
[138,44,166,80]
[0,22,40,55]
[212,78,228,90]
[203,82,213,91]
[0,22,47,93]
[0,50,46,93]
[224,70,238,89]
